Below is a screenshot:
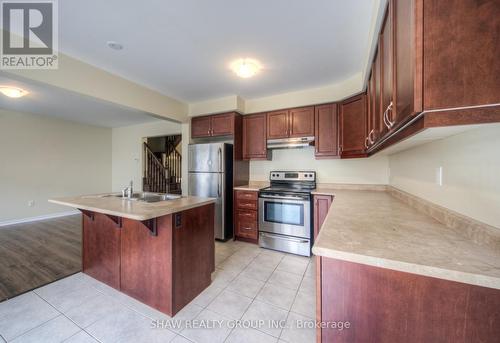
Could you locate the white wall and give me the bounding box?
[250,147,389,184]
[389,124,500,229]
[0,109,112,223]
[111,120,182,192]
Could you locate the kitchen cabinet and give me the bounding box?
[191,112,236,138]
[318,257,500,343]
[339,94,368,158]
[313,195,333,239]
[234,190,258,243]
[267,107,314,139]
[366,0,499,154]
[82,213,121,289]
[242,113,268,160]
[314,104,339,158]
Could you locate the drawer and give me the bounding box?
[236,210,257,222]
[236,198,257,210]
[236,190,258,201]
[236,219,258,240]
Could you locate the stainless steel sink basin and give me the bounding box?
[111,192,182,203]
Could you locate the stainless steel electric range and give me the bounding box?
[258,171,316,256]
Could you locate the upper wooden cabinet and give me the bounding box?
[314,103,339,158]
[267,107,314,139]
[339,94,367,158]
[191,112,235,138]
[380,4,394,134]
[242,113,268,160]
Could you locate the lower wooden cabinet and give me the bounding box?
[317,257,500,343]
[234,190,259,243]
[313,195,333,239]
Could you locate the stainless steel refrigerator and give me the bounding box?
[188,143,233,240]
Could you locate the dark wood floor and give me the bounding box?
[0,214,82,302]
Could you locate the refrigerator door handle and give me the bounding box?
[218,147,222,172]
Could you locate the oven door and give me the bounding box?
[259,195,311,239]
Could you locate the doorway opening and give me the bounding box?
[143,134,182,194]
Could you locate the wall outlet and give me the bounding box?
[436,167,443,186]
[28,200,35,207]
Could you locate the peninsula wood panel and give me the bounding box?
[319,257,500,343]
[82,213,121,290]
[172,203,214,312]
[120,215,174,315]
[314,104,339,158]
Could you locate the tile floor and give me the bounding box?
[0,240,316,343]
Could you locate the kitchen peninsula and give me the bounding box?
[49,194,215,316]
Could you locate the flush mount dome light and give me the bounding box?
[107,41,123,50]
[0,86,28,98]
[230,58,262,78]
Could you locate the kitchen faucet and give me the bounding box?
[122,180,134,198]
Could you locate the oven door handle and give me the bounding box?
[260,233,309,244]
[259,194,308,201]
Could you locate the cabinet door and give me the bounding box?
[380,2,394,134]
[374,47,383,141]
[82,213,121,289]
[366,72,374,148]
[235,210,258,240]
[314,103,339,158]
[393,0,422,125]
[211,113,235,137]
[339,94,368,158]
[243,113,267,159]
[267,110,289,139]
[313,195,332,239]
[289,106,314,138]
[191,116,212,138]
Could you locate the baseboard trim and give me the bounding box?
[0,210,80,228]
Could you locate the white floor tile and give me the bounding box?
[170,335,193,343]
[159,303,204,333]
[181,309,232,343]
[64,294,126,328]
[240,264,274,282]
[63,331,100,343]
[211,268,239,288]
[86,306,176,343]
[279,312,316,343]
[11,315,80,343]
[268,270,303,290]
[191,284,223,307]
[290,291,315,319]
[0,292,59,341]
[304,261,316,280]
[241,300,288,338]
[225,327,278,343]
[256,283,297,310]
[226,275,265,298]
[34,274,102,313]
[207,290,252,320]
[276,257,309,276]
[0,335,5,343]
[298,277,315,296]
[253,253,283,270]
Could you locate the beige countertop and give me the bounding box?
[233,182,269,191]
[312,189,500,290]
[49,194,216,221]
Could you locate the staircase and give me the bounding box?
[143,136,182,194]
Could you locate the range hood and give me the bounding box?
[267,136,315,149]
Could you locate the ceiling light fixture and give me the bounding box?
[107,41,123,50]
[230,58,262,78]
[0,86,29,98]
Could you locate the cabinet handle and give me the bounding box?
[365,136,370,149]
[339,145,343,155]
[369,129,375,144]
[384,101,395,129]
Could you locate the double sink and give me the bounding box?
[108,192,182,203]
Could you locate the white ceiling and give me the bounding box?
[0,74,162,127]
[59,0,379,102]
